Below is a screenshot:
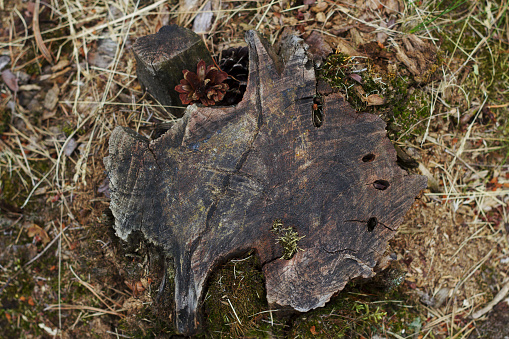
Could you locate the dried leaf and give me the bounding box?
[50,59,70,72]
[305,31,332,62]
[348,73,363,84]
[27,224,51,245]
[315,12,326,22]
[1,70,18,92]
[19,84,42,91]
[310,1,328,12]
[366,93,385,106]
[43,83,59,110]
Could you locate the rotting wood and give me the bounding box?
[132,25,214,117]
[105,30,427,335]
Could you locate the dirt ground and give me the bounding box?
[0,0,508,338]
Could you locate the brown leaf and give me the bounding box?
[1,70,18,92]
[366,93,385,106]
[310,1,328,12]
[310,325,318,335]
[50,59,70,73]
[305,31,332,62]
[348,73,363,84]
[27,224,51,245]
[43,83,59,110]
[125,280,145,297]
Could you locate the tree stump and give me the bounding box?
[105,30,427,335]
[132,25,214,117]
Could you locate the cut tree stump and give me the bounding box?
[132,25,214,117]
[105,30,427,335]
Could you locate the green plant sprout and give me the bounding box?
[353,302,387,323]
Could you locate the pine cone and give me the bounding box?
[175,60,229,106]
[218,46,249,105]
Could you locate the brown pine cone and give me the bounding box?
[175,60,229,106]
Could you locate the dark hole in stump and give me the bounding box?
[362,153,376,162]
[373,179,390,190]
[367,217,377,232]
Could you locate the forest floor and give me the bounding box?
[0,0,508,338]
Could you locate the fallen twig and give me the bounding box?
[472,279,509,319]
[44,304,125,317]
[33,0,53,64]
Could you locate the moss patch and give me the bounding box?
[202,252,280,338]
[318,52,435,140]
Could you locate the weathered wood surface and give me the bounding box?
[132,25,214,117]
[105,30,427,335]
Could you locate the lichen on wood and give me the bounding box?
[104,30,427,335]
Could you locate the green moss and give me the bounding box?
[319,53,433,140]
[0,172,26,208]
[202,252,278,338]
[62,122,86,137]
[319,53,386,112]
[289,275,421,338]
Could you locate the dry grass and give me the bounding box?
[0,0,507,337]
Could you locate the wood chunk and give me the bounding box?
[105,30,427,335]
[132,25,214,117]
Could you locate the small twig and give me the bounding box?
[472,279,509,319]
[44,304,125,317]
[69,265,120,312]
[33,0,53,64]
[227,298,242,325]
